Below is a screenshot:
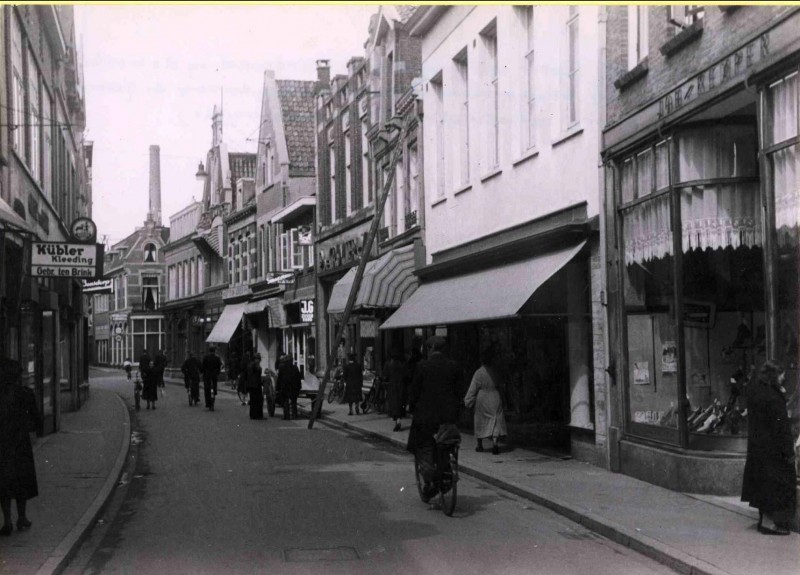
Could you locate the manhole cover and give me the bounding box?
[284,547,359,562]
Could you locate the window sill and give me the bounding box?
[453,183,472,197]
[614,56,649,91]
[479,167,502,183]
[551,125,584,148]
[512,147,539,167]
[660,20,704,59]
[431,196,447,208]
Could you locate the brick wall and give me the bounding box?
[606,5,793,126]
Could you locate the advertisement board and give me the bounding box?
[31,242,105,279]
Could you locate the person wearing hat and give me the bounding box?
[343,352,364,416]
[406,335,463,502]
[201,346,222,411]
[276,354,302,420]
[0,358,42,536]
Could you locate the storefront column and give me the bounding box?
[567,262,592,429]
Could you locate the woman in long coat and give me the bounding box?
[139,351,158,410]
[0,358,42,535]
[343,353,363,415]
[383,347,406,431]
[464,344,507,455]
[741,360,796,535]
[246,354,264,420]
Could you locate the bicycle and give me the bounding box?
[360,376,386,414]
[327,367,345,404]
[414,424,461,516]
[262,369,277,418]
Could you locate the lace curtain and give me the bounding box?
[681,183,762,252]
[622,194,673,265]
[769,73,799,247]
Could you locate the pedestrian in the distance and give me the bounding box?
[123,357,133,381]
[343,353,363,416]
[202,346,222,411]
[153,349,168,395]
[181,351,201,406]
[403,339,423,416]
[139,350,157,410]
[741,360,797,535]
[383,346,406,432]
[276,355,301,420]
[238,351,252,406]
[464,343,508,455]
[0,358,42,536]
[247,354,265,420]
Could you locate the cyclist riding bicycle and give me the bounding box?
[406,335,462,503]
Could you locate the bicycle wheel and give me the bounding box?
[414,458,426,502]
[361,389,374,414]
[439,446,458,516]
[327,382,337,404]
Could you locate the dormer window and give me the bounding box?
[144,243,157,263]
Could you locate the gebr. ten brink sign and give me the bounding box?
[31,242,104,279]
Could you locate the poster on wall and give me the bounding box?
[633,361,650,385]
[662,342,677,373]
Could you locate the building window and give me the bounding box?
[519,6,536,151]
[628,6,649,70]
[385,52,395,120]
[144,243,157,262]
[345,131,353,215]
[44,92,53,201]
[407,143,419,229]
[454,49,470,187]
[567,6,580,127]
[291,228,303,269]
[668,5,704,29]
[329,142,336,223]
[431,74,446,199]
[361,118,371,206]
[265,143,274,186]
[481,23,499,170]
[11,13,26,157]
[393,154,404,235]
[142,275,160,311]
[28,51,41,183]
[280,230,291,271]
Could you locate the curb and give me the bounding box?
[305,408,732,575]
[34,392,132,575]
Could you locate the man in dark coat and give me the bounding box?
[181,351,201,406]
[201,346,223,411]
[406,336,462,502]
[343,353,364,416]
[276,355,302,420]
[741,361,797,535]
[139,350,157,410]
[246,354,265,420]
[0,358,42,535]
[153,349,168,390]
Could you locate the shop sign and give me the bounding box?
[111,312,128,323]
[266,272,295,285]
[633,410,663,424]
[31,242,104,279]
[318,231,368,272]
[81,279,114,294]
[658,32,771,119]
[298,226,313,246]
[70,217,98,243]
[95,324,109,340]
[300,300,314,323]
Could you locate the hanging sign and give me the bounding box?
[82,279,114,294]
[31,242,105,279]
[70,217,98,243]
[300,300,314,323]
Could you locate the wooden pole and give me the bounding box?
[308,118,409,429]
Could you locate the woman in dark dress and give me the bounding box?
[343,353,363,416]
[247,354,264,420]
[741,360,797,535]
[0,358,42,535]
[383,347,406,431]
[139,351,158,410]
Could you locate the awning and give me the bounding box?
[267,297,287,328]
[205,302,247,344]
[327,244,418,315]
[380,240,586,330]
[244,300,269,315]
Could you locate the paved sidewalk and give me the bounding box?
[0,386,130,575]
[305,396,800,575]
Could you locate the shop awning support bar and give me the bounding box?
[308,116,411,429]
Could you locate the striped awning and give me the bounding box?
[327,244,418,315]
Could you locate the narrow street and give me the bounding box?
[62,371,675,575]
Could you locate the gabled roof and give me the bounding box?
[395,4,418,23]
[276,79,317,177]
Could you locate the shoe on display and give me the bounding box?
[697,414,718,433]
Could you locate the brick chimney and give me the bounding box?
[148,145,162,225]
[316,59,330,88]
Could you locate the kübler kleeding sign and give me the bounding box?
[31,242,104,279]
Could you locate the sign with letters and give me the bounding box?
[31,242,104,279]
[81,279,114,294]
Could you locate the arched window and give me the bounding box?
[144,243,157,263]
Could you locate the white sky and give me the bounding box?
[76,3,378,245]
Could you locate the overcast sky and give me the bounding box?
[76,3,378,246]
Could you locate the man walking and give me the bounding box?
[181,351,201,406]
[276,354,302,420]
[201,346,222,411]
[406,336,462,502]
[153,349,168,394]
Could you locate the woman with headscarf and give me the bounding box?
[741,360,796,535]
[139,350,158,410]
[464,343,508,455]
[0,358,42,536]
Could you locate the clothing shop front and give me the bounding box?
[602,17,799,494]
[381,209,603,462]
[281,272,317,381]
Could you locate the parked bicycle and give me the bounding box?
[360,375,386,414]
[414,424,461,516]
[327,367,345,404]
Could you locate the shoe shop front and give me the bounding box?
[602,13,799,494]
